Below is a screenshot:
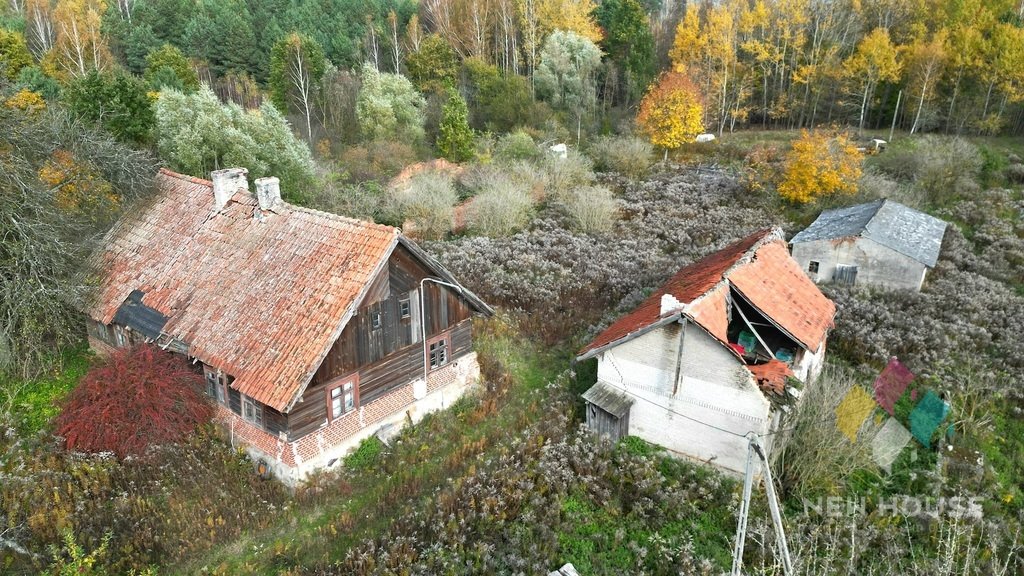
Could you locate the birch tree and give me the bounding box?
[49,0,112,78]
[843,27,901,132]
[269,32,326,146]
[903,30,946,134]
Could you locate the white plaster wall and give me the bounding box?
[791,237,928,291]
[596,323,771,475]
[793,339,826,383]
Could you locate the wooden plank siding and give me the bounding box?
[285,244,479,441]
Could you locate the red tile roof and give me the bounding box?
[579,228,835,359]
[580,231,766,355]
[729,241,836,351]
[92,169,399,412]
[748,360,794,394]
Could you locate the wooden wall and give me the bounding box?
[287,244,480,441]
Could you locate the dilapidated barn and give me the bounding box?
[88,168,491,484]
[576,229,835,475]
[790,199,948,291]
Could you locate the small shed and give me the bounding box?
[582,381,633,442]
[790,199,947,291]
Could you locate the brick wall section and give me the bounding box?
[214,352,479,484]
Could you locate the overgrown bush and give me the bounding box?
[870,136,982,207]
[559,185,619,233]
[387,171,458,239]
[1005,163,1024,184]
[338,140,419,183]
[465,176,535,237]
[0,433,288,573]
[494,130,541,163]
[774,363,877,496]
[542,150,595,200]
[55,345,211,458]
[588,135,654,178]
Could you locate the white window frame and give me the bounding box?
[327,377,357,422]
[427,333,451,370]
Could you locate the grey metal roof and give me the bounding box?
[790,199,947,267]
[112,289,168,340]
[582,381,634,418]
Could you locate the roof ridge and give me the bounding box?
[158,167,213,186]
[158,168,398,235]
[684,227,781,311]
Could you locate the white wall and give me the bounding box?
[790,237,928,291]
[596,322,771,475]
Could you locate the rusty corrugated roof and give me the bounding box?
[92,169,399,412]
[579,228,835,359]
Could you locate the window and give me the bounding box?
[242,395,264,427]
[371,311,382,330]
[427,334,450,369]
[808,260,819,274]
[328,379,355,421]
[399,298,411,319]
[205,370,226,404]
[114,326,127,347]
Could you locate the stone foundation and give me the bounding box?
[215,352,480,485]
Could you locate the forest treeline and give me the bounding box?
[1,0,1023,156]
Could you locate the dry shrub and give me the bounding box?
[560,185,618,234]
[340,140,419,183]
[542,150,595,199]
[774,363,877,496]
[871,136,981,207]
[1005,163,1024,184]
[55,345,211,458]
[465,176,535,237]
[387,171,458,239]
[588,135,654,178]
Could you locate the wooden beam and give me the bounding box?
[672,318,687,395]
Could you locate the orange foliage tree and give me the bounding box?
[636,71,703,161]
[55,345,212,458]
[777,129,862,203]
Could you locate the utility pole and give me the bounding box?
[731,434,793,576]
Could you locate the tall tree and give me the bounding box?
[182,0,258,78]
[48,0,112,78]
[436,88,474,161]
[0,28,33,81]
[404,33,458,92]
[843,27,901,132]
[534,29,602,143]
[595,0,654,104]
[355,62,426,143]
[64,69,154,143]
[154,87,316,200]
[0,106,156,379]
[636,71,703,160]
[269,32,326,145]
[536,0,602,43]
[903,29,946,134]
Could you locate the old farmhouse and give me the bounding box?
[790,199,948,291]
[576,229,835,475]
[88,168,491,484]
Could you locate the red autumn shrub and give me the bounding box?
[55,345,212,457]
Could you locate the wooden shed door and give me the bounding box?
[586,403,628,442]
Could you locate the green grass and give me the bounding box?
[3,346,91,436]
[174,317,568,574]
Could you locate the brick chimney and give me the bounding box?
[211,167,249,210]
[255,176,282,211]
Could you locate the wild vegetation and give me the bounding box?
[1,0,1023,573]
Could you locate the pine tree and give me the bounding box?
[437,88,474,162]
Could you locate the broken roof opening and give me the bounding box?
[726,286,802,365]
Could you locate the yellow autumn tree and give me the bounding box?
[38,150,119,217]
[636,72,704,161]
[777,130,862,203]
[536,0,602,43]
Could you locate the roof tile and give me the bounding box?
[92,169,399,411]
